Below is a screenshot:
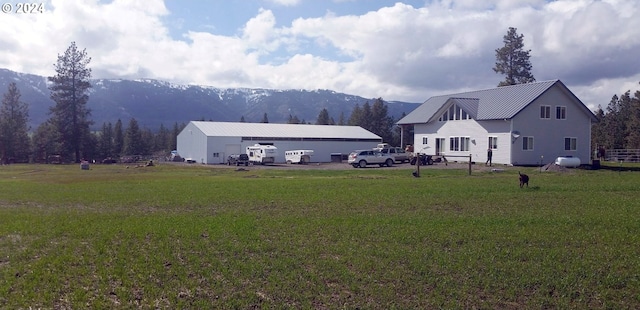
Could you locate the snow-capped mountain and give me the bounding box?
[0,68,420,130]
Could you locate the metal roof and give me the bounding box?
[397,80,594,125]
[189,121,382,139]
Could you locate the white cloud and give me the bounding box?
[267,0,301,7]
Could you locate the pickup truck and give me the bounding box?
[373,146,409,163]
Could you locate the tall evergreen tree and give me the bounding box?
[31,120,61,163]
[348,104,363,126]
[591,106,607,151]
[338,111,346,125]
[625,91,640,148]
[171,122,184,151]
[316,108,331,125]
[493,27,535,86]
[48,41,93,162]
[97,122,114,159]
[0,82,31,163]
[370,98,393,143]
[261,113,269,123]
[154,123,171,153]
[113,119,124,157]
[123,118,142,155]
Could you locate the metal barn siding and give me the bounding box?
[177,121,382,164]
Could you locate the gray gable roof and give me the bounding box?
[189,121,382,140]
[397,80,595,125]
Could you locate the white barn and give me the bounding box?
[177,121,382,164]
[397,80,598,166]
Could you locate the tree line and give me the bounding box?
[0,42,186,164]
[591,83,640,150]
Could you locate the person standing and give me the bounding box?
[486,148,493,166]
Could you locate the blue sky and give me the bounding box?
[0,0,639,109]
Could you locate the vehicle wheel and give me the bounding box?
[410,157,416,165]
[385,159,394,167]
[286,160,292,164]
[358,160,367,168]
[427,157,434,165]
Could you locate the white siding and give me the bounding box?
[414,119,511,164]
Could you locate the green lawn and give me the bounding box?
[1,163,639,309]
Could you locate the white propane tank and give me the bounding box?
[555,156,581,167]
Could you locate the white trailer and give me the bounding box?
[285,150,314,164]
[246,144,278,164]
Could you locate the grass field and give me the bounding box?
[1,162,639,309]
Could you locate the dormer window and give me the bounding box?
[439,103,472,121]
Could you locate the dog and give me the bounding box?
[518,171,529,188]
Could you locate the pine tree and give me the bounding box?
[0,82,31,163]
[48,41,93,162]
[123,118,142,155]
[348,104,363,126]
[113,119,124,157]
[261,113,269,123]
[493,27,535,86]
[338,111,345,125]
[31,120,61,163]
[370,98,393,143]
[625,91,640,148]
[97,122,114,160]
[316,108,331,125]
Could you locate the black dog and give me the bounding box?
[518,171,529,188]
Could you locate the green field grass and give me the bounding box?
[1,163,639,309]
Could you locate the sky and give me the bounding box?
[1,0,639,110]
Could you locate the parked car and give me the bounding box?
[227,153,249,166]
[374,146,409,163]
[348,150,395,168]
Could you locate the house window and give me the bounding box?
[422,136,428,145]
[523,137,534,151]
[439,103,472,121]
[556,106,566,120]
[540,106,551,119]
[488,137,498,149]
[213,153,220,157]
[564,137,577,151]
[439,110,448,121]
[449,136,470,152]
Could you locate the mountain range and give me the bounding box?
[0,68,421,130]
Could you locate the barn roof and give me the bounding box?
[188,121,382,140]
[397,80,595,125]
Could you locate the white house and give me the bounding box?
[176,121,382,164]
[397,80,597,166]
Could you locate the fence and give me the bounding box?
[604,149,640,163]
